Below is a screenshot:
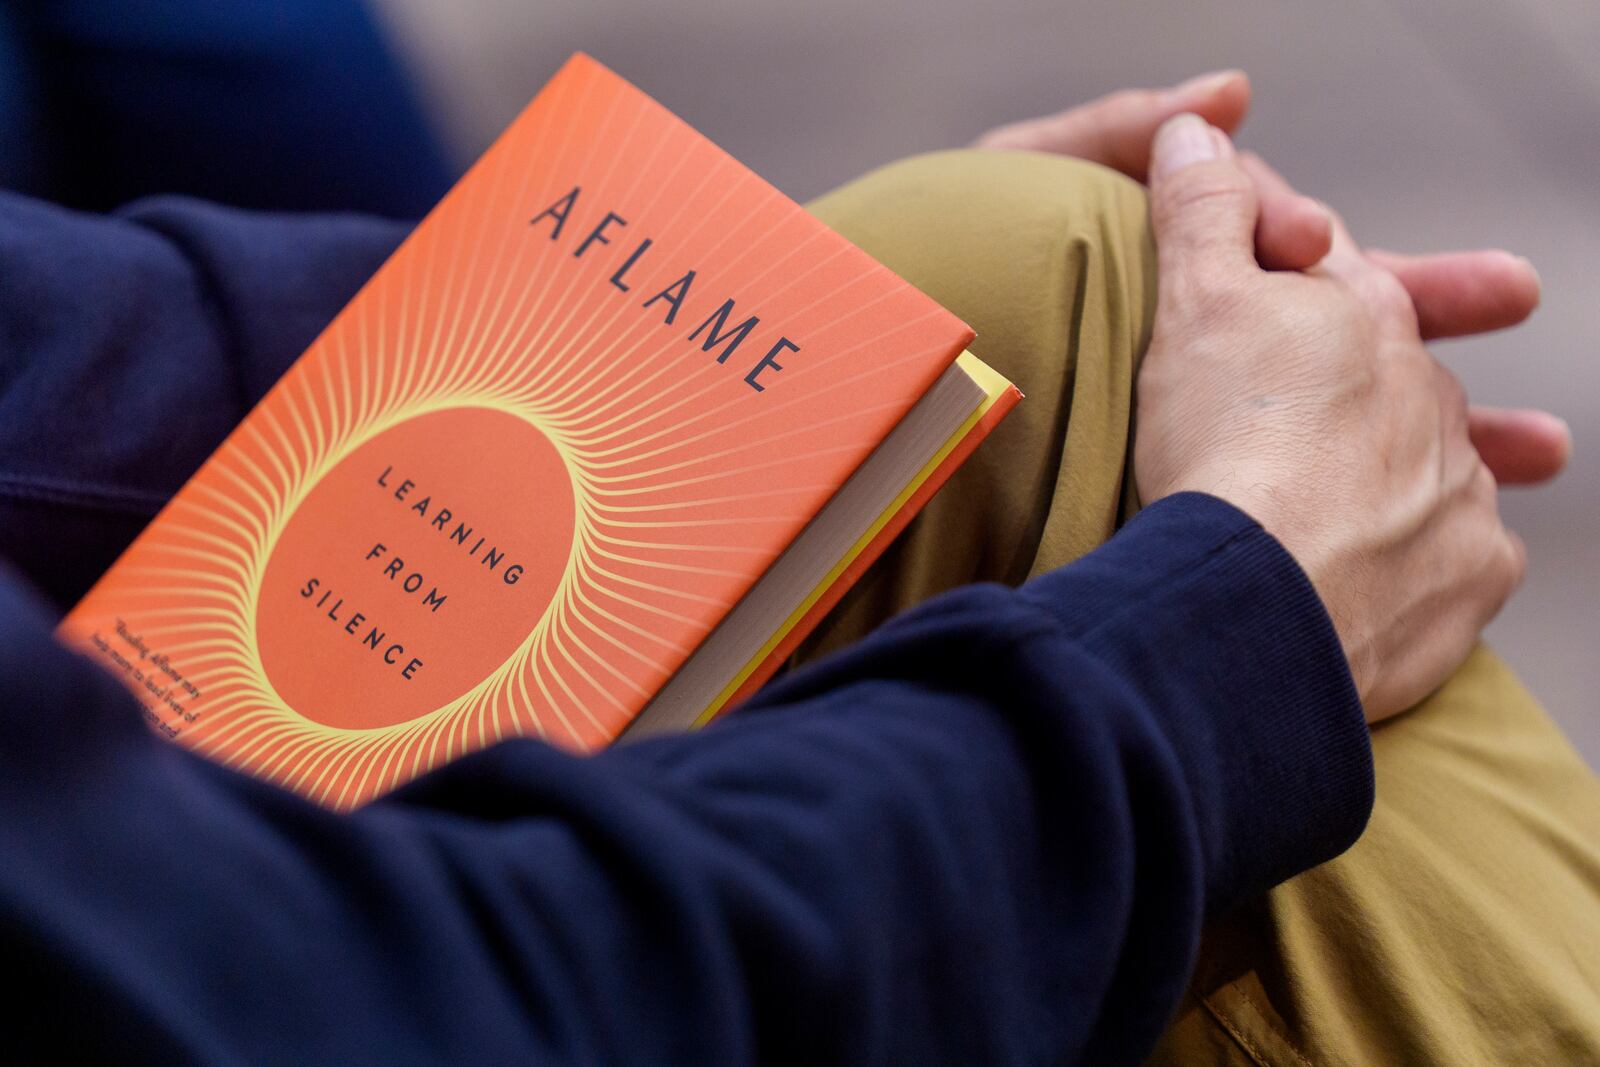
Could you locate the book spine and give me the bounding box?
[712,381,1023,717]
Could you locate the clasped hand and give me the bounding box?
[976,72,1569,721]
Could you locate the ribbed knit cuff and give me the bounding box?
[1019,492,1373,911]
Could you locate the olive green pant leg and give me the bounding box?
[802,149,1600,1065]
[1154,646,1600,1066]
[798,149,1154,660]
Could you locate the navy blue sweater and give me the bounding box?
[0,0,453,215]
[0,191,1372,1065]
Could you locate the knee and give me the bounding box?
[808,147,1151,267]
[840,147,1147,215]
[806,149,1155,379]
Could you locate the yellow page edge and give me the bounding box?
[691,352,1014,727]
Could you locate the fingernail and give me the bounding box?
[1165,70,1238,102]
[1153,114,1220,178]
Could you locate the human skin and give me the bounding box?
[974,75,1569,719]
[1137,115,1530,719]
[974,72,1571,489]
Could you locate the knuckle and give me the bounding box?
[1435,362,1470,419]
[1173,269,1252,322]
[1196,268,1254,323]
[1366,268,1405,304]
[1390,297,1421,337]
[1196,268,1249,307]
[1307,285,1377,355]
[1164,167,1255,214]
[1506,533,1530,589]
[1319,280,1368,326]
[1488,531,1527,607]
[1469,459,1499,503]
[1366,271,1417,325]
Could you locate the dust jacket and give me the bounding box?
[58,54,1017,807]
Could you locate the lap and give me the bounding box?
[1156,645,1600,1064]
[802,148,1153,656]
[805,148,1600,1064]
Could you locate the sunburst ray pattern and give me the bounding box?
[59,54,970,808]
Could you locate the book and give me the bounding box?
[57,53,1021,809]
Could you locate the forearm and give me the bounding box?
[0,494,1369,1064]
[0,192,405,602]
[15,0,453,215]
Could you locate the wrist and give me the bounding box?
[1021,492,1374,906]
[1157,479,1375,711]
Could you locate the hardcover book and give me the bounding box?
[58,54,1020,808]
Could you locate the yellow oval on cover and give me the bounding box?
[256,406,575,731]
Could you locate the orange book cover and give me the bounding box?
[714,378,1020,720]
[58,54,987,808]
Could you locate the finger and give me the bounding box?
[1308,196,1376,285]
[1238,152,1333,271]
[974,70,1251,181]
[1468,405,1571,485]
[1235,154,1542,339]
[1148,115,1262,279]
[1366,249,1541,339]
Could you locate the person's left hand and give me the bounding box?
[976,71,1331,263]
[974,72,1570,488]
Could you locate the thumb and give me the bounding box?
[1148,114,1260,277]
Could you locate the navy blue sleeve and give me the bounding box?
[0,190,406,604]
[0,491,1371,1065]
[2,0,454,216]
[0,190,1371,1063]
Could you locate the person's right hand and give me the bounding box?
[975,73,1568,490]
[1133,115,1532,721]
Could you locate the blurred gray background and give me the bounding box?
[374,0,1598,762]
